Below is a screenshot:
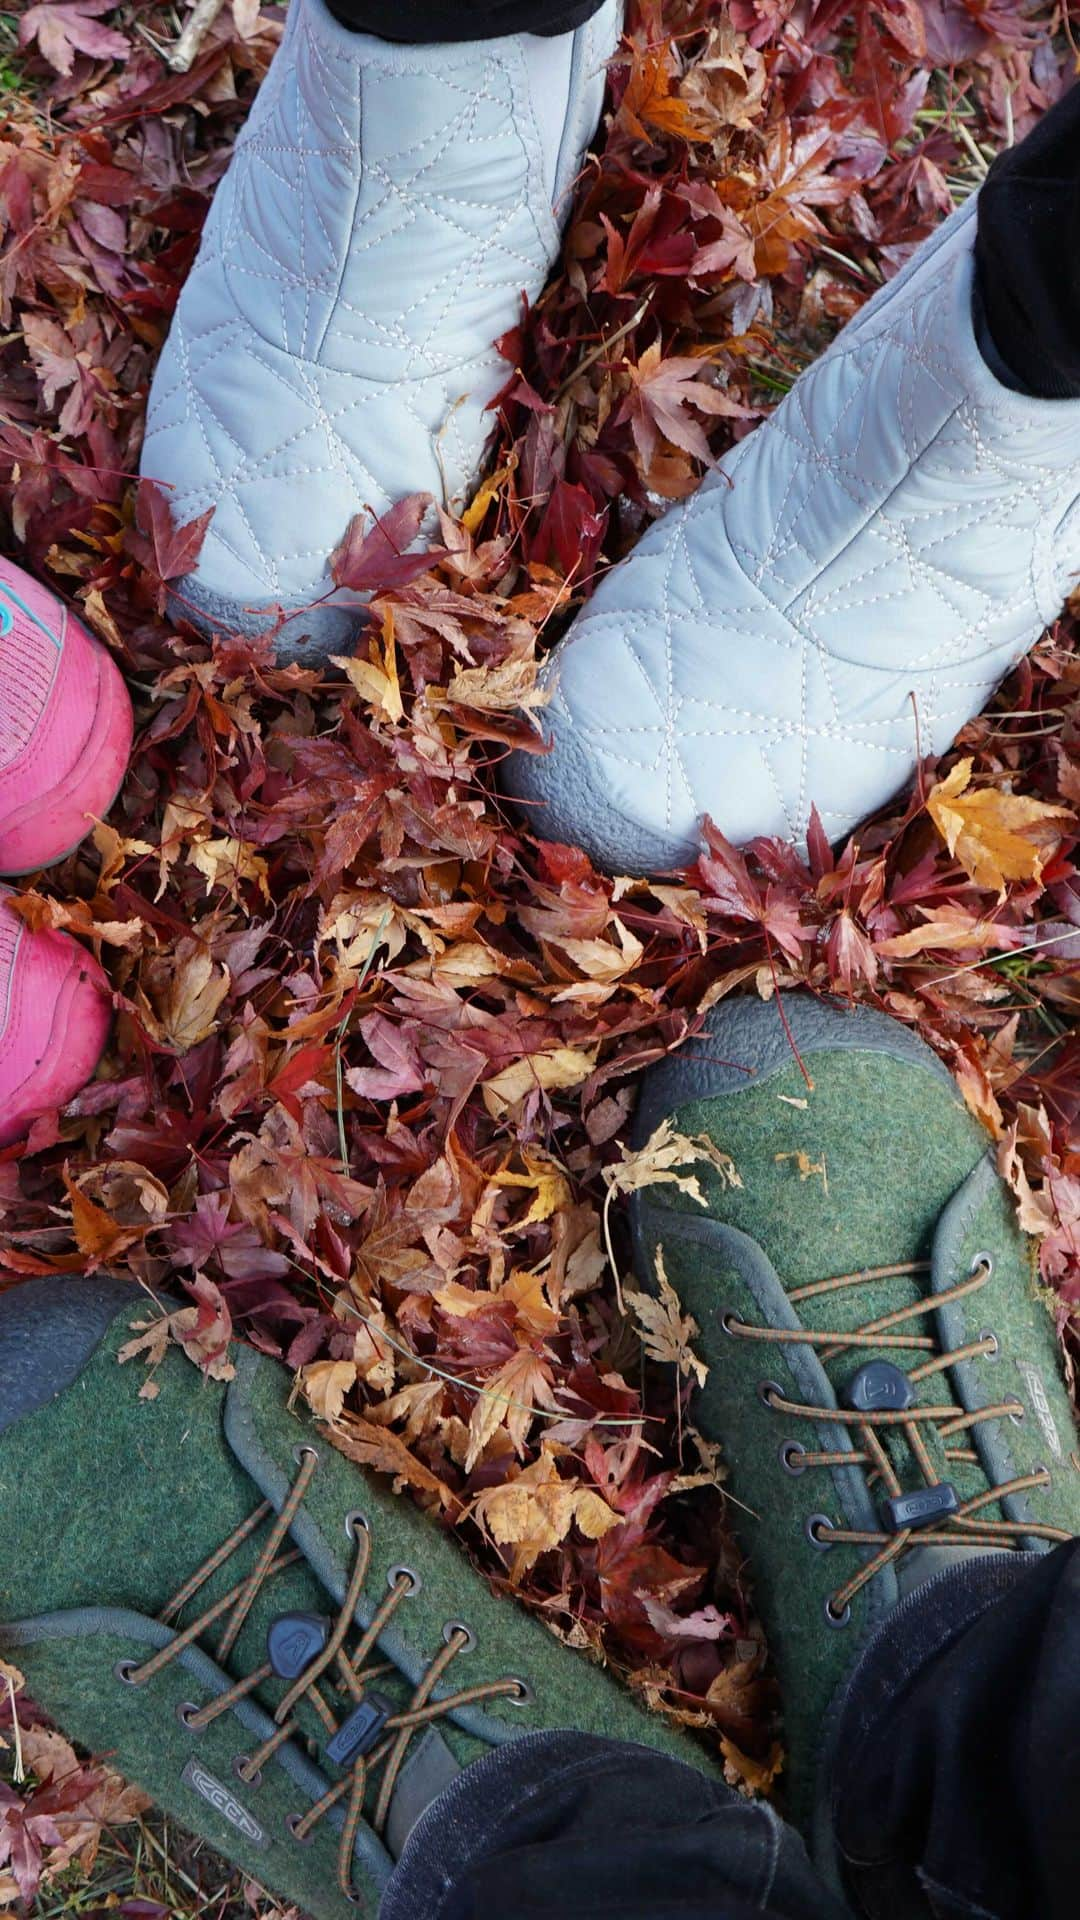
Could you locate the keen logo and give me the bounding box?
[181,1760,269,1850]
[1016,1362,1063,1460]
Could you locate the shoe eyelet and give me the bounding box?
[758,1379,784,1410]
[503,1677,535,1708]
[344,1510,370,1540]
[1033,1462,1052,1486]
[344,1889,363,1906]
[977,1329,1000,1362]
[233,1754,262,1788]
[176,1702,204,1732]
[294,1444,320,1467]
[442,1619,477,1653]
[1008,1402,1026,1427]
[969,1251,995,1280]
[720,1311,740,1337]
[114,1659,144,1687]
[285,1812,315,1847]
[824,1596,852,1628]
[805,1513,837,1551]
[387,1564,421,1597]
[779,1440,807,1477]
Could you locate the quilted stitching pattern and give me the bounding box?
[141,0,619,642]
[506,197,1080,868]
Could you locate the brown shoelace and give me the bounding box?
[725,1253,1070,1623]
[116,1446,526,1900]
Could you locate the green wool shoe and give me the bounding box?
[631,996,1080,1843]
[0,1279,716,1920]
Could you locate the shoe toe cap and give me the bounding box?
[0,909,112,1148]
[0,1274,137,1435]
[169,571,364,667]
[500,677,702,876]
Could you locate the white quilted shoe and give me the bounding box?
[141,0,621,661]
[504,195,1080,871]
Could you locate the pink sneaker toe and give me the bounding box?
[0,893,112,1148]
[0,559,134,875]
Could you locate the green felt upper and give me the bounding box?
[0,1299,718,1920]
[631,997,1080,1833]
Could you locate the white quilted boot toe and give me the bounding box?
[504,194,1080,871]
[141,0,621,661]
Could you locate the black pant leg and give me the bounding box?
[379,1731,853,1920]
[832,1541,1080,1920]
[975,83,1080,397]
[326,0,607,41]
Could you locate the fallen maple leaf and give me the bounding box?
[130,479,214,587]
[720,1734,785,1797]
[485,1152,573,1226]
[926,757,1073,898]
[330,493,446,592]
[463,1347,559,1471]
[61,1172,146,1271]
[604,1117,742,1205]
[346,1011,428,1102]
[187,835,270,901]
[302,1357,358,1424]
[325,1412,459,1510]
[481,1046,598,1119]
[471,1446,620,1582]
[625,340,747,469]
[142,941,231,1052]
[173,1275,236,1381]
[624,1247,708,1386]
[19,0,128,75]
[875,905,1023,960]
[618,43,714,144]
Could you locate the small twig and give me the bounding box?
[602,1180,625,1314]
[339,1291,646,1429]
[135,1816,209,1902]
[169,0,228,73]
[953,117,990,179]
[554,299,650,403]
[5,1670,23,1783]
[931,924,1080,986]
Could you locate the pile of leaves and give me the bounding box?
[3,0,1080,1905]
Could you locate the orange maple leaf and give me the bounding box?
[619,44,714,144]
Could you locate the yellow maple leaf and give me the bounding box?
[926,758,1072,898]
[462,460,514,535]
[302,1358,359,1424]
[500,1264,561,1336]
[604,1117,742,1204]
[187,835,270,901]
[471,1447,620,1582]
[332,608,403,722]
[624,1247,709,1387]
[488,1152,573,1226]
[141,940,231,1051]
[482,1046,598,1119]
[464,1347,559,1472]
[720,1735,785,1797]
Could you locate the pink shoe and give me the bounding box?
[0,559,133,874]
[0,889,112,1148]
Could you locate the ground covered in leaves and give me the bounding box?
[3,0,1080,1909]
